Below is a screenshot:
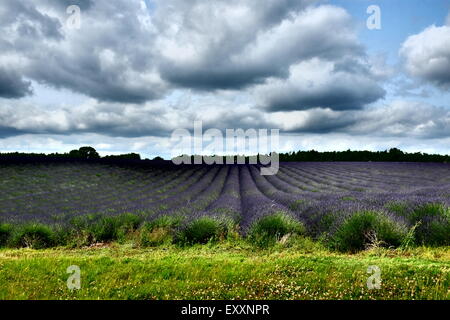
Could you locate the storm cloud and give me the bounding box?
[0,0,380,105]
[0,0,164,103]
[156,4,364,90]
[0,68,32,99]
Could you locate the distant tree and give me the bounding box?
[152,156,164,161]
[68,149,81,158]
[69,146,100,160]
[388,148,404,161]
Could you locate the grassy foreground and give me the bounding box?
[0,240,448,300]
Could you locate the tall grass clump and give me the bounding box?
[89,216,119,242]
[248,213,305,248]
[0,223,13,247]
[331,211,407,253]
[408,204,450,246]
[68,213,143,246]
[88,213,142,243]
[10,223,56,249]
[138,216,182,247]
[115,213,143,242]
[177,217,228,245]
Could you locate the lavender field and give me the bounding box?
[0,161,449,250]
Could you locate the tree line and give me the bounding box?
[278,148,450,163]
[0,147,449,163]
[0,147,141,161]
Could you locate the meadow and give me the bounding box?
[0,244,448,300]
[0,161,449,299]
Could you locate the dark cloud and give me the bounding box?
[156,3,364,91]
[0,127,27,138]
[0,0,383,110]
[0,0,164,104]
[28,54,161,104]
[264,82,385,111]
[0,68,33,99]
[0,1,63,40]
[257,58,385,112]
[282,108,357,134]
[160,64,278,91]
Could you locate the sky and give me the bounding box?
[0,0,449,159]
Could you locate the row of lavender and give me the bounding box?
[0,162,449,240]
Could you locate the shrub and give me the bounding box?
[120,213,142,229]
[409,204,450,246]
[88,216,119,242]
[178,217,226,245]
[49,224,75,247]
[10,224,55,249]
[318,214,336,235]
[249,213,305,247]
[67,213,143,245]
[138,216,182,247]
[66,216,95,247]
[148,215,182,230]
[331,211,407,253]
[115,213,143,242]
[139,226,172,247]
[0,224,13,247]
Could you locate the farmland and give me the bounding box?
[0,162,449,245]
[0,161,449,299]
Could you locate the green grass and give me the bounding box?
[177,217,228,245]
[0,240,448,300]
[248,213,305,247]
[331,211,408,252]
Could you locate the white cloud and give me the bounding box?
[254,57,385,111]
[267,100,450,140]
[353,100,450,138]
[400,24,450,89]
[0,91,272,138]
